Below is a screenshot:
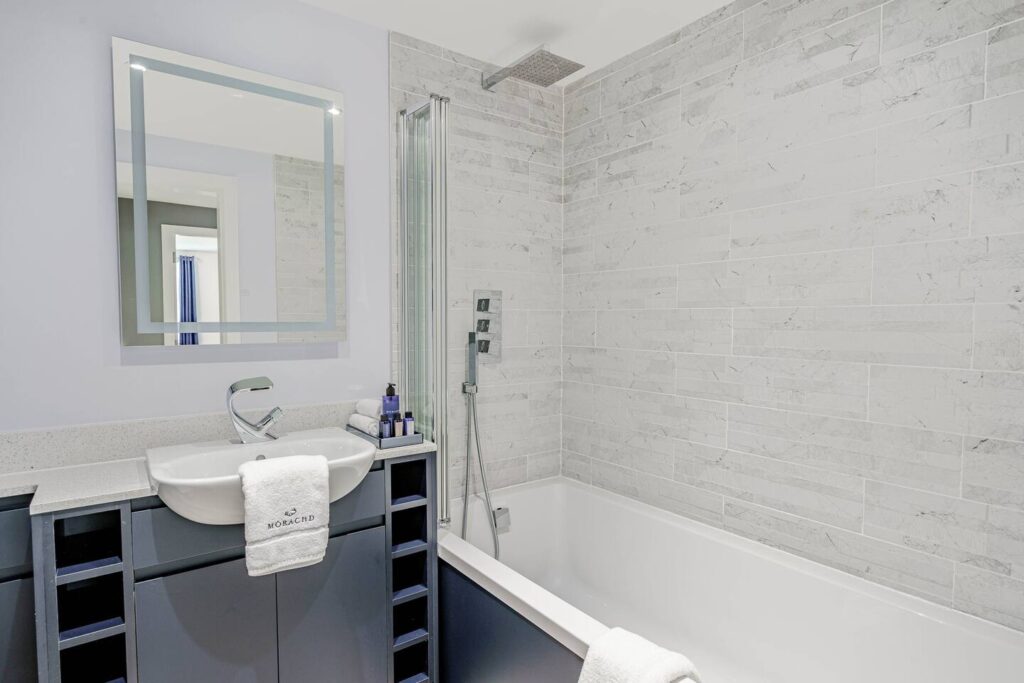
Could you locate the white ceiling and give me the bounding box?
[298,0,736,83]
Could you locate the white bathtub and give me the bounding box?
[442,477,1024,683]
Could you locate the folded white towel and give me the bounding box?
[356,398,382,419]
[237,455,329,577]
[578,627,701,683]
[348,413,380,437]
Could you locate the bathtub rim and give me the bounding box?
[438,528,608,658]
[451,474,1024,650]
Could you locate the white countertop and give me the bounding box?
[0,440,436,515]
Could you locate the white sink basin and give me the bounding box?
[146,427,376,525]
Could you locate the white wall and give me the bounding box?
[0,0,390,430]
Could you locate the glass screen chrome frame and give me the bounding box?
[126,54,338,335]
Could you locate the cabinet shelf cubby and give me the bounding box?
[35,502,136,683]
[390,460,427,506]
[54,510,122,574]
[58,633,128,683]
[393,640,429,683]
[398,675,429,683]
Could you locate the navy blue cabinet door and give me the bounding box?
[277,527,388,683]
[135,557,278,683]
[0,578,36,682]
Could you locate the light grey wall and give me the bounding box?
[560,0,1024,632]
[389,34,564,493]
[0,0,389,432]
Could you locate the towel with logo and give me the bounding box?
[238,454,329,576]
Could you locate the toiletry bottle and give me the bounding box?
[403,411,414,436]
[382,383,400,418]
[379,415,392,439]
[394,414,405,437]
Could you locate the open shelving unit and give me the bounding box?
[33,502,137,683]
[386,453,437,683]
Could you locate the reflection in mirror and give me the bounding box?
[112,39,346,346]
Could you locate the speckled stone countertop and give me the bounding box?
[0,441,436,515]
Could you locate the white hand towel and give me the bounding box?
[356,398,383,419]
[348,413,381,437]
[238,455,329,577]
[578,627,701,683]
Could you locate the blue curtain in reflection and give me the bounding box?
[178,255,198,346]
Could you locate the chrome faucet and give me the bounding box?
[227,377,284,443]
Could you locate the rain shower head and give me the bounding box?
[482,46,584,90]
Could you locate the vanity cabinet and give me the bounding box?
[0,497,35,682]
[28,452,436,683]
[277,527,388,682]
[134,527,388,683]
[135,557,279,682]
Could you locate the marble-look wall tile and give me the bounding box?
[680,130,876,217]
[728,405,962,494]
[595,309,732,354]
[448,186,562,238]
[743,10,881,107]
[988,19,1024,97]
[677,249,873,308]
[564,80,601,130]
[563,346,676,393]
[877,90,1024,184]
[744,0,886,57]
[563,381,729,447]
[873,234,1024,305]
[870,365,1024,441]
[564,90,682,166]
[865,481,1024,577]
[449,104,561,167]
[564,267,678,310]
[963,437,1024,511]
[562,311,596,347]
[545,0,1024,632]
[973,304,1024,371]
[676,354,870,419]
[724,499,956,603]
[600,16,744,113]
[972,163,1024,236]
[580,216,731,271]
[730,175,971,259]
[596,126,737,194]
[563,416,675,478]
[564,182,680,238]
[738,35,986,157]
[881,0,1024,62]
[675,441,865,530]
[732,305,974,367]
[954,564,1024,631]
[636,471,726,526]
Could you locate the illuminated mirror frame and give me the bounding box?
[113,38,343,336]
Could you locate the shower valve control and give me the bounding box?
[472,289,501,363]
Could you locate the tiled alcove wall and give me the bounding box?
[389,34,565,495]
[390,0,1024,631]
[560,0,1024,631]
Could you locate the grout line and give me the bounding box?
[983,28,990,100]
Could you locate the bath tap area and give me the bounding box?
[3,0,1024,681]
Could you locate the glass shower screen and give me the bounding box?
[398,95,450,526]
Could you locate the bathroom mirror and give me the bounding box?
[112,38,345,346]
